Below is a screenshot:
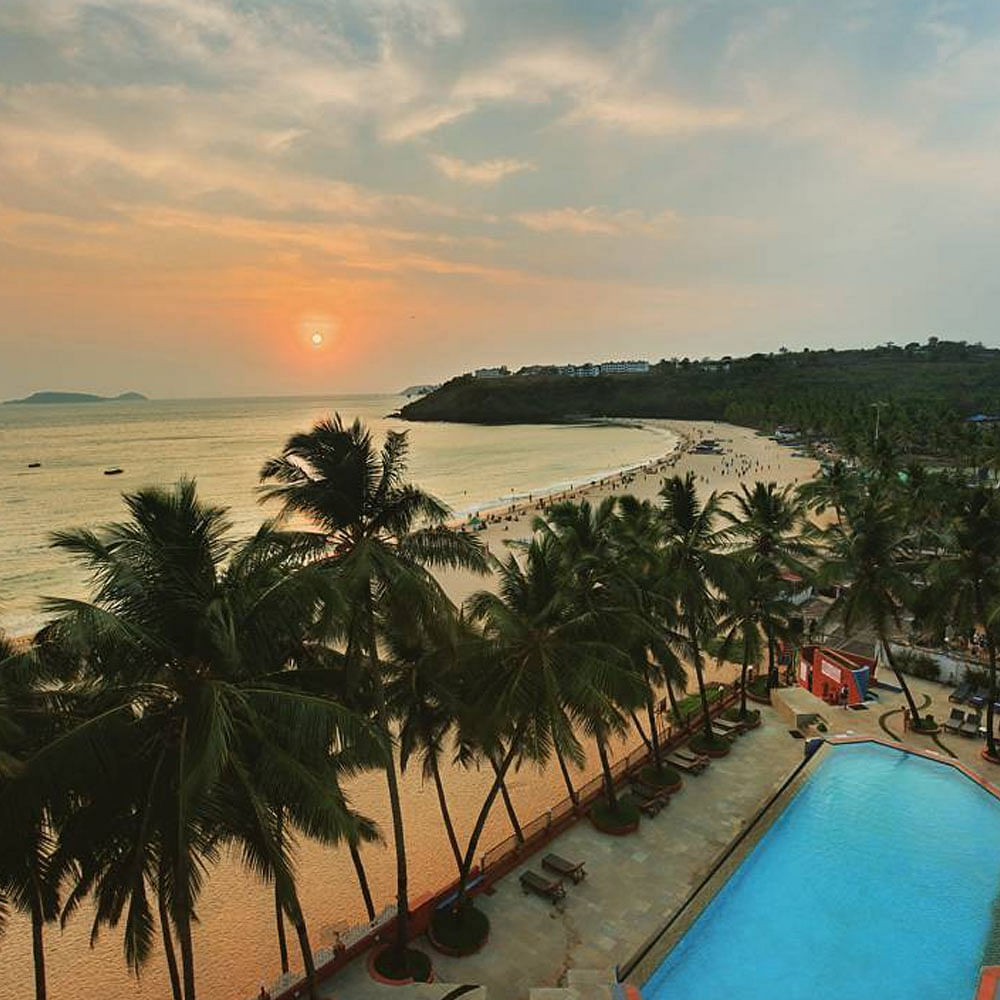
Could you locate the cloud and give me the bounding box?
[430,154,534,185]
[575,96,746,135]
[514,207,677,236]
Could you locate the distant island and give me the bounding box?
[400,339,1000,458]
[4,391,148,405]
[399,383,440,397]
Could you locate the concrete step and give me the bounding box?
[564,968,615,1000]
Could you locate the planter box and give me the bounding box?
[366,946,434,986]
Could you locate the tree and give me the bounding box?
[658,474,731,743]
[44,482,371,1000]
[724,481,814,686]
[820,494,925,727]
[260,416,487,977]
[917,487,1000,757]
[798,460,858,525]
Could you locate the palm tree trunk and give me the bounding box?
[456,730,523,908]
[274,883,289,974]
[766,634,777,689]
[595,733,618,810]
[157,872,183,1000]
[665,676,681,720]
[554,743,579,807]
[29,877,46,1000]
[739,642,750,720]
[175,904,196,1000]
[646,696,664,774]
[348,839,376,922]
[289,906,318,1000]
[881,639,922,727]
[489,751,523,843]
[274,807,290,974]
[688,615,714,741]
[430,752,463,871]
[367,594,410,965]
[629,709,653,753]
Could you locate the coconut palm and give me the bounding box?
[259,416,488,977]
[917,486,1000,757]
[43,481,372,1000]
[798,460,858,525]
[820,493,924,727]
[658,474,731,743]
[724,481,814,686]
[0,632,65,1000]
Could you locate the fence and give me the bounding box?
[265,679,746,1000]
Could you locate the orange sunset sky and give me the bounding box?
[2,1,1000,398]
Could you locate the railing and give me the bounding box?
[264,679,747,1000]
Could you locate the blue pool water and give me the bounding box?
[643,743,1000,1000]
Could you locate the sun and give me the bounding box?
[311,331,324,347]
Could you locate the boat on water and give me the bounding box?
[103,467,124,476]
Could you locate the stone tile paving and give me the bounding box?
[319,708,802,999]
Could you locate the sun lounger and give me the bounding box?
[970,688,989,708]
[712,718,745,736]
[629,784,667,816]
[960,711,981,737]
[666,752,707,773]
[632,777,672,801]
[710,724,736,742]
[943,707,966,733]
[520,870,565,903]
[950,681,973,703]
[542,853,586,884]
[671,747,705,764]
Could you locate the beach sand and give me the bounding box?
[436,419,820,608]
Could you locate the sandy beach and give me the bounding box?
[0,419,820,1000]
[436,419,820,608]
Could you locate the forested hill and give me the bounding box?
[400,341,1000,456]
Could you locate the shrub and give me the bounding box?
[893,649,941,681]
[748,676,771,698]
[817,722,828,733]
[722,706,760,726]
[690,732,731,755]
[591,797,641,830]
[430,903,490,953]
[640,764,681,788]
[671,685,723,723]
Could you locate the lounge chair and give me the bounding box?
[960,711,981,737]
[671,747,706,764]
[542,853,586,884]
[630,790,665,817]
[943,707,966,734]
[710,723,736,742]
[950,681,973,703]
[519,870,565,904]
[632,777,672,802]
[970,688,989,708]
[712,718,745,736]
[666,752,707,774]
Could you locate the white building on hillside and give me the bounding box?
[599,360,650,374]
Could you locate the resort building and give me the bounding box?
[598,359,650,374]
[473,366,510,379]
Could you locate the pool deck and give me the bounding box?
[316,676,1000,1000]
[317,707,801,999]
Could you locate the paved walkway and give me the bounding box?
[318,708,802,999]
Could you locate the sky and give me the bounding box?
[2,0,1000,399]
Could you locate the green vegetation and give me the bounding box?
[401,339,1000,462]
[4,405,1000,1000]
[640,764,681,788]
[893,650,941,681]
[722,706,760,726]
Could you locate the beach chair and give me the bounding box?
[672,746,709,765]
[943,707,966,733]
[629,787,666,817]
[950,681,973,703]
[712,717,745,737]
[542,853,586,884]
[519,870,565,904]
[960,711,981,737]
[632,776,672,802]
[710,723,737,742]
[666,752,707,774]
[970,688,989,708]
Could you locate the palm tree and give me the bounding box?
[535,499,647,809]
[917,486,1000,758]
[798,460,858,525]
[820,493,925,727]
[260,416,488,977]
[724,481,814,686]
[0,632,63,1000]
[43,481,371,1000]
[658,474,731,743]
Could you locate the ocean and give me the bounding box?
[0,394,675,1000]
[0,394,675,636]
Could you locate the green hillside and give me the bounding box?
[400,340,1000,458]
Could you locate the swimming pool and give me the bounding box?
[642,742,1000,1000]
